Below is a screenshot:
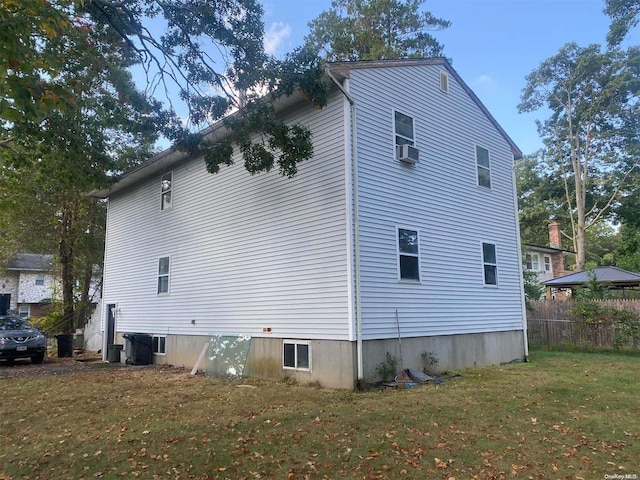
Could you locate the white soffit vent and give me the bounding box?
[396,144,420,164]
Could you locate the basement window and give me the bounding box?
[283,341,310,370]
[152,335,166,355]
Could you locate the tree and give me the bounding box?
[605,0,640,46]
[1,0,329,177]
[304,0,450,62]
[516,153,570,247]
[0,0,330,330]
[519,43,640,271]
[0,11,160,332]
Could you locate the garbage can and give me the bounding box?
[123,333,152,365]
[55,334,73,358]
[107,344,123,363]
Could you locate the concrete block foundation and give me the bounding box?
[115,329,526,389]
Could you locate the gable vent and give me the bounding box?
[440,71,449,93]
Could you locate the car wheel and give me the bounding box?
[31,352,45,364]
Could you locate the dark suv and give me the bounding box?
[0,315,47,364]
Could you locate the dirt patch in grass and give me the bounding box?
[1,350,639,479]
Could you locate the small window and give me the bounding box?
[35,275,44,286]
[482,243,498,286]
[476,146,491,189]
[152,335,166,355]
[157,257,170,295]
[544,256,551,272]
[18,305,30,318]
[394,111,415,147]
[398,228,420,282]
[439,71,449,93]
[283,341,310,370]
[161,172,172,210]
[528,253,540,271]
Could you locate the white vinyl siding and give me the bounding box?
[102,91,350,340]
[349,64,524,339]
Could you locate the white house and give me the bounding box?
[1,254,57,317]
[93,58,527,389]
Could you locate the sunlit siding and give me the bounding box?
[102,91,351,340]
[349,65,524,339]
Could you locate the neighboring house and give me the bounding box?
[92,58,527,389]
[0,254,56,317]
[524,221,573,286]
[0,254,103,319]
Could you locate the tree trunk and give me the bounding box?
[75,264,93,330]
[59,203,76,333]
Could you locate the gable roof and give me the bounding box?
[5,254,54,272]
[545,266,640,288]
[329,58,522,161]
[91,58,522,199]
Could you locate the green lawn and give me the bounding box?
[1,350,639,479]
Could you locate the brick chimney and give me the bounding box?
[548,221,562,249]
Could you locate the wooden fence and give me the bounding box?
[527,300,640,348]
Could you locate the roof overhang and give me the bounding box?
[91,58,523,199]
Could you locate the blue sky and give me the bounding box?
[261,0,638,156]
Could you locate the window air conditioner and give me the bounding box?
[396,144,420,164]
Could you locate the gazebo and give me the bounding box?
[544,266,640,299]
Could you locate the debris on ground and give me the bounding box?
[383,368,460,388]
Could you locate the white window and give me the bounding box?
[18,305,30,318]
[398,228,420,282]
[439,71,449,93]
[544,256,551,272]
[161,172,172,210]
[157,257,170,295]
[476,145,491,189]
[394,111,415,147]
[283,341,310,370]
[152,335,166,355]
[35,275,44,286]
[482,243,498,286]
[526,253,540,271]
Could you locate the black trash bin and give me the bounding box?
[107,344,123,363]
[123,333,152,365]
[55,334,73,358]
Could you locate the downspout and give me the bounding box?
[512,158,529,361]
[326,68,364,383]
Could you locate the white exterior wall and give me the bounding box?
[17,272,58,303]
[349,65,525,339]
[102,92,351,341]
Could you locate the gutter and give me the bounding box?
[325,67,364,384]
